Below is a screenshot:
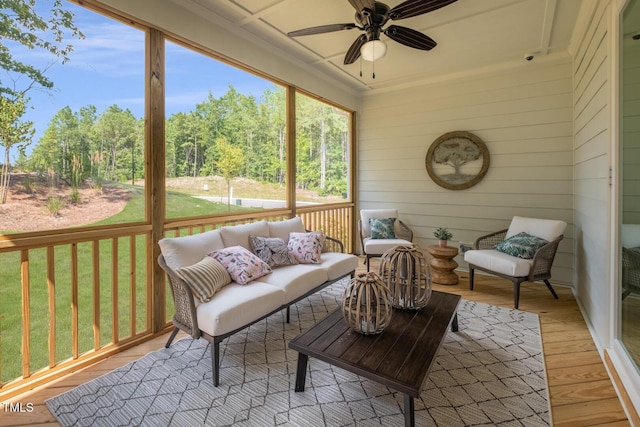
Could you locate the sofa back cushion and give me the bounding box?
[220,220,269,251]
[506,216,567,242]
[268,217,306,243]
[159,229,225,270]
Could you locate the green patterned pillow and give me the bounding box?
[369,217,396,239]
[495,232,549,259]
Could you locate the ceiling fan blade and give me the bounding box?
[344,34,367,64]
[288,23,357,37]
[348,0,376,13]
[388,0,457,20]
[384,25,437,50]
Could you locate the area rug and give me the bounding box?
[46,282,550,426]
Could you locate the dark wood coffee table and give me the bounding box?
[289,290,461,427]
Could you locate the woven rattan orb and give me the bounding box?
[342,272,393,335]
[379,245,432,310]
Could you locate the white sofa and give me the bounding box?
[157,217,358,386]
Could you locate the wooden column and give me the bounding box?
[287,86,296,218]
[146,28,166,333]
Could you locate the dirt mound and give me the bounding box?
[0,173,130,233]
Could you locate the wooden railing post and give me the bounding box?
[147,28,166,333]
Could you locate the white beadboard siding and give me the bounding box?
[572,1,611,348]
[358,59,574,285]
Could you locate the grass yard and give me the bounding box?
[0,186,255,384]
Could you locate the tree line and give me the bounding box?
[14,85,350,199]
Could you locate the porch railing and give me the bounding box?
[0,203,353,399]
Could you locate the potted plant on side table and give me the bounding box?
[434,227,453,247]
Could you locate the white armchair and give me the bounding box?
[622,224,640,299]
[464,216,567,309]
[359,209,413,271]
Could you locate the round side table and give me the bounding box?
[427,245,459,285]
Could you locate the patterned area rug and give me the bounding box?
[46,281,550,426]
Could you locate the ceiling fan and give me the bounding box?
[287,0,458,65]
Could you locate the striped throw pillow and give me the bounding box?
[175,256,231,302]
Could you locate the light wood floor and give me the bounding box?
[0,258,636,426]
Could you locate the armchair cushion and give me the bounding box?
[369,217,397,239]
[360,209,401,238]
[506,216,566,241]
[464,249,534,277]
[495,232,549,259]
[363,238,412,256]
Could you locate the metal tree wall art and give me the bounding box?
[426,131,490,190]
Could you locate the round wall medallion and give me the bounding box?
[425,131,490,190]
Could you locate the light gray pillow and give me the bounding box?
[250,235,298,268]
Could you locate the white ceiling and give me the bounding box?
[171,0,584,93]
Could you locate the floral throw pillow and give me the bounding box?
[249,235,298,268]
[287,232,326,264]
[208,246,272,285]
[495,232,549,259]
[369,217,396,239]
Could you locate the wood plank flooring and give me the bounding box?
[0,257,635,426]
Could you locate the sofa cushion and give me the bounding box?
[268,217,306,243]
[288,232,326,264]
[464,249,533,277]
[254,264,329,301]
[369,217,397,239]
[158,229,225,270]
[495,232,548,259]
[363,237,413,256]
[175,256,231,302]
[314,252,359,280]
[209,246,272,285]
[196,282,285,336]
[249,235,298,268]
[220,221,269,251]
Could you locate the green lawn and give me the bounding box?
[0,188,255,384]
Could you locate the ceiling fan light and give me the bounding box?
[360,40,387,61]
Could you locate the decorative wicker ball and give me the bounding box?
[379,245,432,310]
[342,272,393,335]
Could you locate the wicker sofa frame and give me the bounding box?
[158,235,354,387]
[467,228,563,309]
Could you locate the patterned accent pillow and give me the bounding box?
[495,232,549,259]
[369,217,397,239]
[249,235,298,268]
[175,256,231,302]
[208,246,272,285]
[287,232,326,264]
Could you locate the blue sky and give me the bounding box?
[9,1,276,160]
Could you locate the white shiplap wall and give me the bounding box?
[358,57,575,285]
[572,1,612,349]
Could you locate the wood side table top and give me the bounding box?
[288,290,461,398]
[426,244,459,257]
